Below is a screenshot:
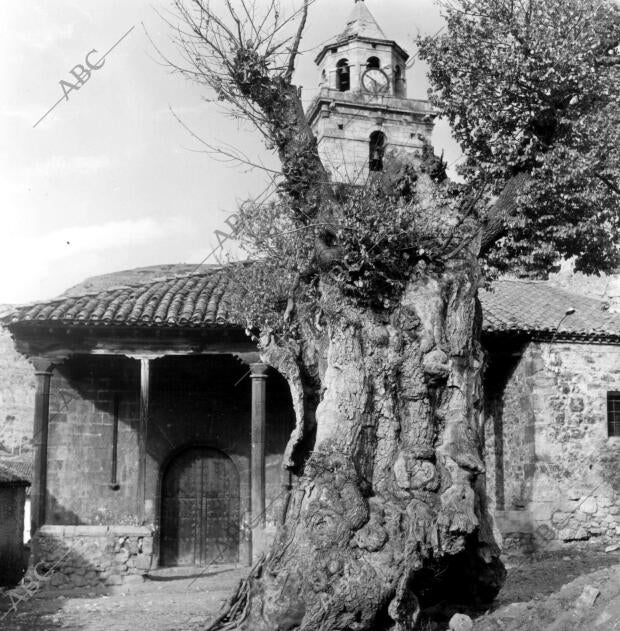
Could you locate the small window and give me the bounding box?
[369,131,386,172]
[394,65,405,97]
[367,56,381,69]
[608,392,620,437]
[336,59,350,92]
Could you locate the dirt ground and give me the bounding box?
[474,548,620,631]
[0,565,247,631]
[1,549,619,631]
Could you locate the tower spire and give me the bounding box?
[340,0,386,41]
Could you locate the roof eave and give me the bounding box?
[315,36,410,65]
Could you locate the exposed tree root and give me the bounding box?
[206,555,266,631]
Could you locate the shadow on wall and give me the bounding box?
[0,544,111,628]
[483,344,529,511]
[0,504,112,623]
[47,356,142,527]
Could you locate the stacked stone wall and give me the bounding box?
[0,325,35,455]
[485,341,620,552]
[33,525,153,588]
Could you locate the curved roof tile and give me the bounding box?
[2,269,620,341]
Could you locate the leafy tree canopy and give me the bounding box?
[418,0,620,276]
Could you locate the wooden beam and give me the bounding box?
[30,357,54,536]
[8,326,257,359]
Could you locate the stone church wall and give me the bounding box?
[37,354,294,587]
[485,341,620,552]
[0,324,35,456]
[547,268,620,313]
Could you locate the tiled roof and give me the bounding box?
[0,459,33,484]
[0,463,30,486]
[2,268,620,341]
[481,279,620,340]
[2,266,238,329]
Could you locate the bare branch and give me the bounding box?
[596,173,620,196]
[285,0,309,81]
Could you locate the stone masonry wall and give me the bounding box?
[315,106,431,184]
[43,353,295,573]
[0,325,35,456]
[548,268,620,313]
[47,356,141,526]
[485,341,620,552]
[33,525,153,588]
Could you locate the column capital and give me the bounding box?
[30,357,55,375]
[125,354,163,362]
[250,362,269,378]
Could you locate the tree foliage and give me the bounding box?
[166,2,620,628]
[418,0,620,276]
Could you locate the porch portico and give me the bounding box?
[3,268,296,588]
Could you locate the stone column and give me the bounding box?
[137,358,151,523]
[250,363,268,558]
[31,357,54,536]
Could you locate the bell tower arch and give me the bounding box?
[307,0,437,183]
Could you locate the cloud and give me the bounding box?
[0,217,191,303]
[20,217,186,262]
[20,155,113,179]
[0,12,77,52]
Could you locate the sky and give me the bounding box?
[0,0,461,305]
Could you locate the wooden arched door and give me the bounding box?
[160,447,240,566]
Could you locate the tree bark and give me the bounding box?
[222,255,503,631]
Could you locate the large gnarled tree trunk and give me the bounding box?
[170,3,506,628]
[222,256,504,630]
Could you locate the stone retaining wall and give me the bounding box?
[33,525,154,588]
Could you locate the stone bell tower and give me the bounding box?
[306,0,436,184]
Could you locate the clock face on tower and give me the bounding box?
[362,68,389,95]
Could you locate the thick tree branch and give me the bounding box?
[479,172,531,254]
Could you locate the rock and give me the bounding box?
[105,575,122,586]
[569,397,585,412]
[115,549,130,564]
[449,613,473,631]
[72,575,86,588]
[580,497,598,514]
[576,585,600,608]
[605,544,619,553]
[134,554,152,571]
